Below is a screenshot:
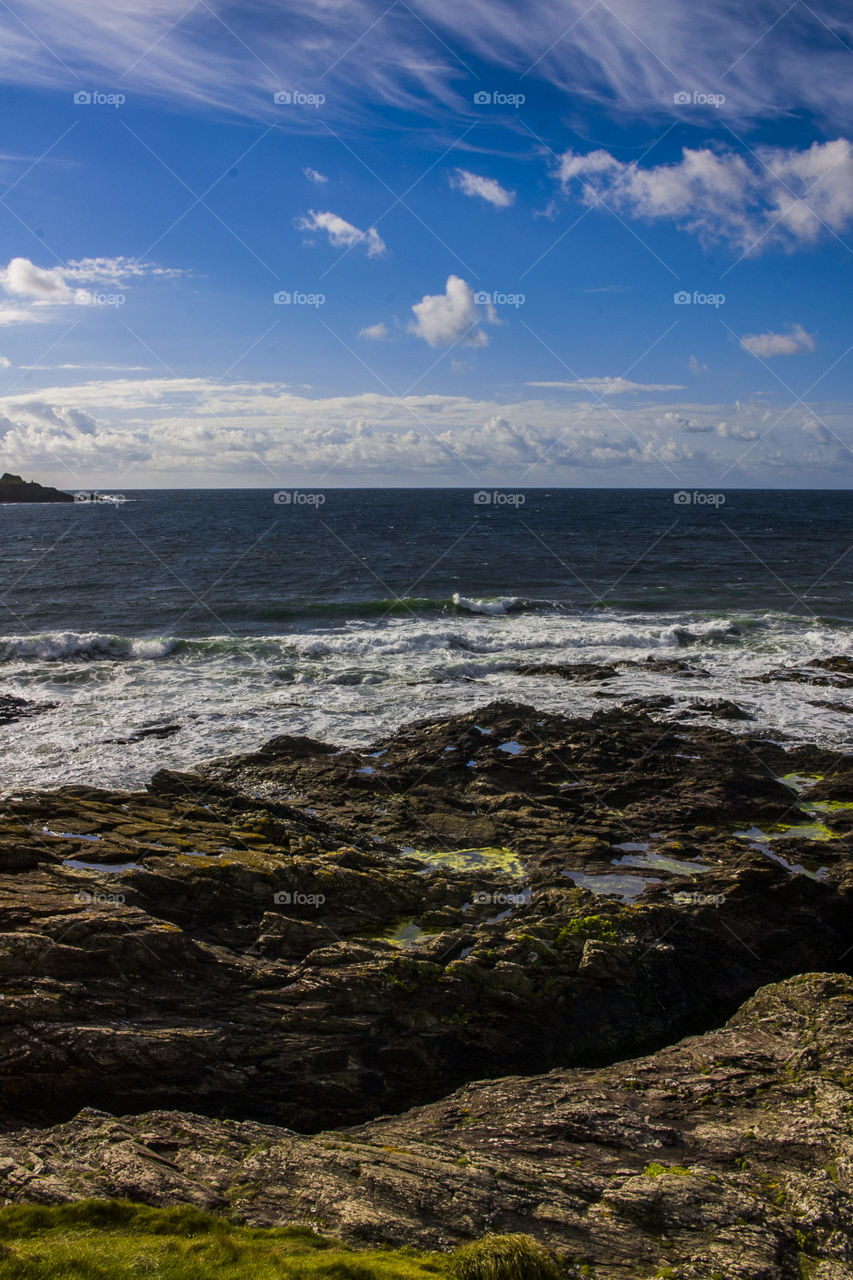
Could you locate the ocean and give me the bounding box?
[1,487,852,790]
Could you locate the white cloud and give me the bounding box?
[716,421,758,440]
[0,256,184,325]
[303,167,328,184]
[0,305,47,327]
[0,355,10,368]
[1,376,847,486]
[1,1,852,132]
[802,416,831,443]
[557,140,853,253]
[740,324,816,357]
[295,210,386,257]
[359,322,390,341]
[527,377,684,394]
[688,355,707,374]
[409,275,493,348]
[2,257,72,300]
[450,169,515,208]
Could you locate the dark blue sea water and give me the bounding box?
[1,488,851,788]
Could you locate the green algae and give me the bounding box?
[778,773,824,793]
[403,846,525,879]
[735,821,840,843]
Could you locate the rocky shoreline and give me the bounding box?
[1,698,852,1276]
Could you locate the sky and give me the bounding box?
[0,0,852,488]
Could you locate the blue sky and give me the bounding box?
[1,0,852,487]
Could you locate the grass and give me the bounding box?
[0,1201,442,1279]
[449,1235,562,1280]
[0,1203,560,1280]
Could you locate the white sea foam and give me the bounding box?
[452,593,528,616]
[0,608,851,791]
[0,632,179,663]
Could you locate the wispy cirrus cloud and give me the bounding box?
[0,1,852,128]
[295,210,386,257]
[557,140,853,253]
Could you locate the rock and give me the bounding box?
[0,973,851,1279]
[748,657,853,689]
[0,472,73,503]
[621,656,711,677]
[686,698,754,720]
[0,703,851,1134]
[0,695,57,726]
[517,662,619,682]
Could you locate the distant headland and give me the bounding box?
[0,472,74,503]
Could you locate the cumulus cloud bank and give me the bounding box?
[0,377,847,487]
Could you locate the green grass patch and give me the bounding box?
[449,1235,562,1280]
[643,1163,691,1178]
[0,1203,564,1280]
[0,1200,443,1279]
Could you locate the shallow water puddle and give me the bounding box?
[382,918,440,947]
[43,829,101,841]
[744,841,828,882]
[63,858,142,873]
[613,850,711,877]
[563,870,663,902]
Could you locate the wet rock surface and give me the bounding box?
[0,702,851,1136]
[0,972,851,1280]
[0,695,57,726]
[2,700,853,1275]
